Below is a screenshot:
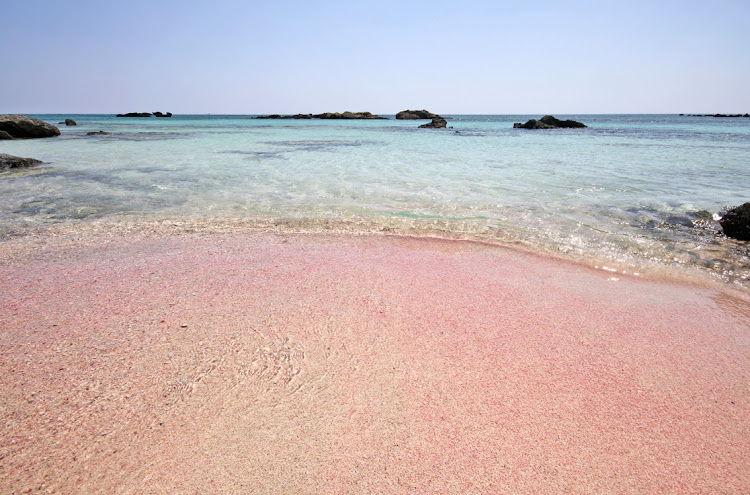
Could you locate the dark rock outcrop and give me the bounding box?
[0,130,12,140]
[419,117,448,129]
[0,153,43,170]
[153,112,173,117]
[396,109,442,120]
[514,115,587,129]
[513,119,554,129]
[539,115,586,128]
[0,114,60,138]
[87,131,111,136]
[116,112,152,117]
[65,119,76,126]
[720,203,750,241]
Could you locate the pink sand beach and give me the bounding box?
[1,223,749,493]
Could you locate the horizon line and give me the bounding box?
[12,112,749,116]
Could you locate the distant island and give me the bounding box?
[681,113,749,118]
[255,111,385,120]
[116,112,173,118]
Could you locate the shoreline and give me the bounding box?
[2,214,748,294]
[2,223,749,493]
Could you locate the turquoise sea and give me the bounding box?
[2,114,749,287]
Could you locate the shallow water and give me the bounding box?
[1,114,749,287]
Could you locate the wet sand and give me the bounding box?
[1,226,749,494]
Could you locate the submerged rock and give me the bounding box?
[419,117,448,129]
[514,115,587,129]
[0,114,60,138]
[664,215,694,228]
[396,109,442,120]
[87,131,111,136]
[0,153,43,170]
[720,203,750,241]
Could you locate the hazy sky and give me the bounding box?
[2,0,748,114]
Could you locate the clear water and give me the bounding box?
[2,114,749,286]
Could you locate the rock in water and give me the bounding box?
[720,203,750,240]
[513,119,555,129]
[514,115,587,129]
[419,117,448,129]
[539,115,586,128]
[65,119,77,126]
[396,109,442,120]
[87,131,111,136]
[0,153,43,170]
[116,112,152,117]
[0,130,13,140]
[0,114,61,138]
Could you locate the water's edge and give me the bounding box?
[3,213,748,297]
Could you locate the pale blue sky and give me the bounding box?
[2,0,748,114]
